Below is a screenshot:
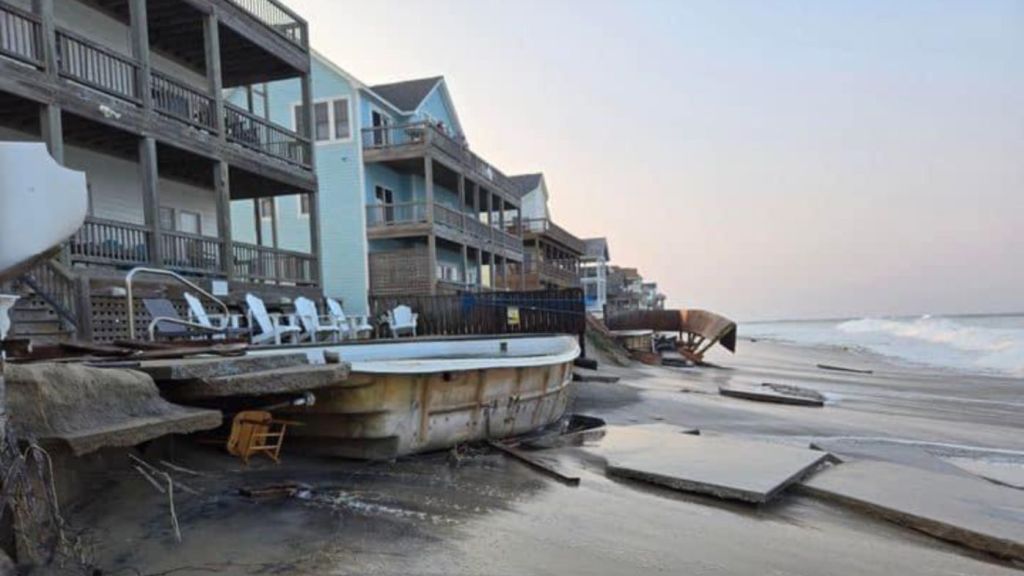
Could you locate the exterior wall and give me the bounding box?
[230,58,369,313]
[415,86,460,137]
[519,182,550,220]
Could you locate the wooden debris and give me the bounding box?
[239,482,312,500]
[817,363,873,375]
[572,372,620,383]
[574,357,599,370]
[488,441,580,486]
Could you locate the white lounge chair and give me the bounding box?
[245,293,301,345]
[326,298,373,339]
[184,292,248,340]
[294,296,342,343]
[386,305,418,338]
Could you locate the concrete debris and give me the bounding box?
[588,426,829,504]
[6,363,220,455]
[165,363,350,400]
[800,460,1024,561]
[719,383,825,407]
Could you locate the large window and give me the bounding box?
[294,98,351,143]
[374,185,394,224]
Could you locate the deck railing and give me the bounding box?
[0,2,42,67]
[361,122,521,199]
[433,203,466,230]
[55,29,140,102]
[232,242,316,285]
[69,217,151,266]
[152,71,216,131]
[226,0,305,47]
[365,202,429,228]
[517,218,585,254]
[366,202,523,252]
[225,102,310,167]
[160,230,223,275]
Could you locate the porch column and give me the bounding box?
[461,244,468,289]
[424,156,435,224]
[485,191,493,243]
[203,12,225,137]
[214,161,234,281]
[129,0,152,110]
[307,191,322,285]
[253,201,263,246]
[475,247,483,290]
[425,156,436,295]
[457,172,466,230]
[39,104,63,165]
[300,73,315,170]
[139,137,161,265]
[269,197,280,283]
[32,0,57,79]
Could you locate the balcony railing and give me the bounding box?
[517,218,586,254]
[361,122,521,199]
[513,258,581,288]
[226,0,305,47]
[56,29,140,102]
[233,242,316,285]
[365,202,429,228]
[225,102,311,168]
[152,71,216,132]
[0,2,42,67]
[366,202,523,252]
[69,217,151,267]
[161,230,223,275]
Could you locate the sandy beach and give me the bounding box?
[58,338,1023,576]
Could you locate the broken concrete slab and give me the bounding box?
[137,353,312,382]
[588,426,829,503]
[719,383,824,407]
[800,460,1024,561]
[809,438,977,478]
[164,363,350,400]
[6,363,220,455]
[944,458,1024,490]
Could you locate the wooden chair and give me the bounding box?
[226,410,301,465]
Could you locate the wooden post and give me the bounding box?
[215,161,233,281]
[253,200,263,246]
[300,73,315,169]
[425,156,436,295]
[203,12,224,137]
[139,137,161,265]
[75,275,93,342]
[129,0,151,110]
[475,247,483,291]
[39,104,63,164]
[33,0,56,79]
[270,197,280,283]
[307,192,322,285]
[461,243,468,290]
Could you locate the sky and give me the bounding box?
[290,0,1023,321]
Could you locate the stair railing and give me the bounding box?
[125,267,229,341]
[17,259,79,334]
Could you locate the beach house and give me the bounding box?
[0,0,320,341]
[233,52,526,313]
[581,237,610,316]
[508,173,586,290]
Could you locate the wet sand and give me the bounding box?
[59,339,1023,575]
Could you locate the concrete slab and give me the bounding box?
[138,353,312,382]
[719,383,824,407]
[166,363,350,400]
[588,426,829,503]
[945,458,1024,489]
[809,439,977,478]
[801,460,1024,561]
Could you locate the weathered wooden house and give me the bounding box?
[0,0,319,341]
[506,173,585,291]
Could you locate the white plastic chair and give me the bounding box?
[294,296,341,343]
[183,292,247,339]
[326,298,372,339]
[245,293,301,345]
[386,305,418,338]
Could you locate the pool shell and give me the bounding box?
[252,335,581,460]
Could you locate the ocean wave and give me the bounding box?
[746,315,1024,377]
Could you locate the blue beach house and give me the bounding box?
[231,52,526,313]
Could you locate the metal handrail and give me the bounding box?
[125,267,229,341]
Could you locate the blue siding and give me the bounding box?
[414,86,460,137]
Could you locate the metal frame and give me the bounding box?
[125,266,229,341]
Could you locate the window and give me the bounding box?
[159,207,175,231]
[298,195,310,217]
[333,99,350,139]
[374,186,394,224]
[259,198,274,220]
[178,210,201,235]
[314,102,329,141]
[371,110,391,146]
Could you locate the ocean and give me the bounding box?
[742,314,1024,378]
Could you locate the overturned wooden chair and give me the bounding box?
[226,410,301,465]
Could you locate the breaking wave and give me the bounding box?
[744,315,1024,377]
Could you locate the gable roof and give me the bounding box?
[370,76,444,112]
[509,173,543,197]
[583,237,610,261]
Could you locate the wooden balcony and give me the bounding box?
[225,102,311,168]
[66,217,316,286]
[225,0,306,48]
[518,218,586,255]
[361,122,522,201]
[366,202,523,257]
[507,258,581,290]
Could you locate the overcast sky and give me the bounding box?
[290,0,1023,321]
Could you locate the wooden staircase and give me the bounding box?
[5,260,80,344]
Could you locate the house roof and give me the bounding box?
[509,173,543,197]
[583,237,610,261]
[369,76,444,112]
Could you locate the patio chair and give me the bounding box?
[225,410,301,465]
[386,305,418,338]
[142,297,223,341]
[294,296,342,343]
[244,293,301,345]
[183,292,249,340]
[326,297,373,339]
